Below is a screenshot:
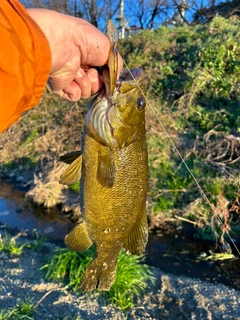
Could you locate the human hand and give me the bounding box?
[27,9,123,101]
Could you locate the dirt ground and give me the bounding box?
[0,230,240,320]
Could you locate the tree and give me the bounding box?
[20,0,118,30]
[192,0,240,24]
[125,0,170,29]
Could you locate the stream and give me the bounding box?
[0,183,240,290]
[0,183,73,241]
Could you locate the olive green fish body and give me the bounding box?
[80,134,147,290]
[60,68,148,292]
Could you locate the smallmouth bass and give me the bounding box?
[59,23,148,292]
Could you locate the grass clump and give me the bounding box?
[0,233,26,256]
[103,252,155,310]
[41,247,93,290]
[0,297,36,320]
[41,247,155,310]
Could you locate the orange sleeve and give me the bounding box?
[0,0,51,133]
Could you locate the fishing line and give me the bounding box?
[120,54,240,256]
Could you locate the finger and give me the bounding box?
[87,68,102,94]
[54,81,82,101]
[73,69,92,99]
[54,68,97,101]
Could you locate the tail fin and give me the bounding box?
[80,257,117,292]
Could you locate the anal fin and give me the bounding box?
[123,208,148,256]
[65,220,92,252]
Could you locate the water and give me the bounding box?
[146,232,240,290]
[0,184,73,240]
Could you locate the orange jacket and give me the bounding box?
[0,0,51,133]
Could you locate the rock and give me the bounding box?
[206,261,214,268]
[43,226,54,234]
[9,172,15,178]
[16,176,25,183]
[16,207,23,214]
[199,252,207,258]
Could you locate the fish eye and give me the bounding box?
[136,97,146,110]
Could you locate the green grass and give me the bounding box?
[102,252,155,310]
[2,156,37,172]
[0,298,36,320]
[68,181,80,193]
[27,229,47,251]
[41,248,93,290]
[0,233,26,256]
[21,128,39,146]
[41,247,155,310]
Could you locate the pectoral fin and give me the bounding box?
[59,155,82,185]
[97,147,115,187]
[123,207,148,256]
[65,220,92,252]
[60,150,82,164]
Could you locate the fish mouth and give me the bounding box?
[115,68,143,94]
[117,68,143,83]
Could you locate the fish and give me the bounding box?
[59,21,148,292]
